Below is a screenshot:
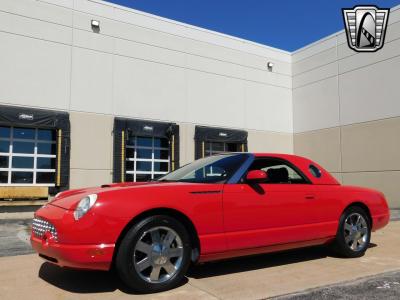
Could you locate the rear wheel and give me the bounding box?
[116,215,191,293]
[333,206,371,258]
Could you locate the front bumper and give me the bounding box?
[31,235,114,271]
[31,203,115,271]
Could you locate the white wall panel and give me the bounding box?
[339,55,400,126]
[74,0,115,19]
[0,32,70,110]
[0,10,71,45]
[247,69,292,89]
[111,16,187,53]
[292,36,336,63]
[292,47,337,76]
[0,0,73,26]
[293,62,337,89]
[113,56,186,121]
[337,42,356,61]
[114,38,185,67]
[73,28,114,53]
[186,70,245,128]
[185,38,246,67]
[245,83,292,132]
[40,0,74,9]
[186,54,246,80]
[70,47,113,114]
[293,77,340,133]
[381,19,400,43]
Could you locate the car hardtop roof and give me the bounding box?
[253,153,308,160]
[212,152,310,162]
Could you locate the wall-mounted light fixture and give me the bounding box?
[91,20,100,31]
[267,61,274,71]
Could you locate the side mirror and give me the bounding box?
[246,170,267,183]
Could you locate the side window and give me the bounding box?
[247,158,308,184]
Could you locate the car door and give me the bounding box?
[223,157,326,251]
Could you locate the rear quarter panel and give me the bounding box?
[336,185,390,230]
[311,184,389,231]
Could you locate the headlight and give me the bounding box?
[74,194,97,220]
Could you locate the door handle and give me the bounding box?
[305,195,315,200]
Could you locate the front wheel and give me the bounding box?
[116,215,191,293]
[333,206,371,258]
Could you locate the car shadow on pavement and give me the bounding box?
[38,244,378,294]
[38,262,188,294]
[188,245,330,279]
[39,263,119,294]
[188,243,377,279]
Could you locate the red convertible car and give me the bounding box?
[31,153,390,292]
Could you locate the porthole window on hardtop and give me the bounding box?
[309,164,322,178]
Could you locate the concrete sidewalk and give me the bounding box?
[0,222,399,299]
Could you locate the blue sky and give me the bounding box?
[107,0,400,51]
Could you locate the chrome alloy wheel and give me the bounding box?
[133,226,184,283]
[344,212,369,251]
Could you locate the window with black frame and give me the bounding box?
[195,126,248,159]
[113,118,179,183]
[125,135,170,182]
[0,126,56,186]
[204,141,242,156]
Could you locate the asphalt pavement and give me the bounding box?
[274,271,400,300]
[0,218,33,257]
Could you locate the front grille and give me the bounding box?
[32,218,58,241]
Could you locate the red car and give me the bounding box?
[31,153,390,292]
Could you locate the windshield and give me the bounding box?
[158,154,249,183]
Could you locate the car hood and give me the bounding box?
[49,181,215,210]
[50,182,158,209]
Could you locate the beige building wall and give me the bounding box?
[69,112,114,188]
[247,130,293,154]
[293,6,400,208]
[178,123,196,166]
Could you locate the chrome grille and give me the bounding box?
[32,218,58,241]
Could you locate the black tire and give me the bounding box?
[333,206,371,258]
[115,215,191,293]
